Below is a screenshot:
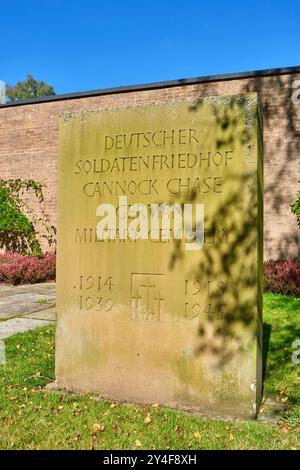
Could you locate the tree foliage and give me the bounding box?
[7,74,55,101]
[0,179,56,256]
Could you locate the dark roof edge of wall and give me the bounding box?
[1,65,300,108]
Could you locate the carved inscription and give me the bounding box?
[184,279,227,320]
[73,275,114,312]
[75,150,234,198]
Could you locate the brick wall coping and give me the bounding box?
[1,65,300,109]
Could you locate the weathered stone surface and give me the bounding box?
[0,282,55,319]
[56,95,263,418]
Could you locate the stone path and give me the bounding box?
[0,283,56,339]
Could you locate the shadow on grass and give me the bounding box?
[262,323,272,392]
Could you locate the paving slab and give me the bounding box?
[0,283,56,320]
[0,282,55,298]
[0,317,54,340]
[23,307,56,321]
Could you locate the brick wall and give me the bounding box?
[0,72,300,259]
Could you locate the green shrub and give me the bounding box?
[291,189,300,227]
[0,178,56,256]
[0,186,41,256]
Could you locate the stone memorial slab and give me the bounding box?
[56,94,263,418]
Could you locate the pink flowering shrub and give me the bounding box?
[264,259,300,297]
[0,252,55,285]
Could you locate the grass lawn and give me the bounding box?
[0,293,299,450]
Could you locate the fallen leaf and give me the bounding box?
[144,415,151,424]
[194,431,201,439]
[135,439,142,447]
[152,403,159,408]
[92,423,105,432]
[280,426,289,434]
[228,433,235,441]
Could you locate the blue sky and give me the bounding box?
[1,0,299,95]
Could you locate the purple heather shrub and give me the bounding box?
[264,259,300,297]
[0,252,55,285]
